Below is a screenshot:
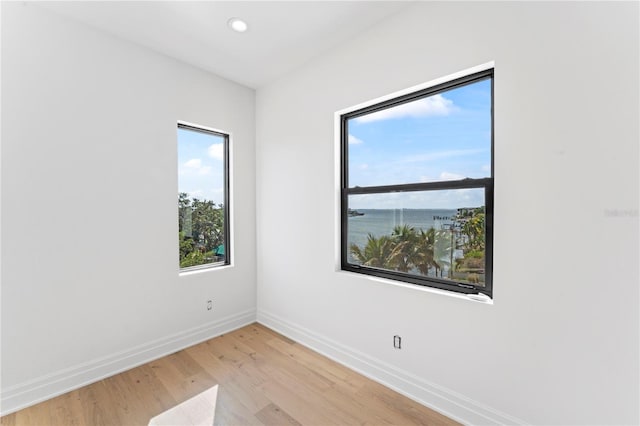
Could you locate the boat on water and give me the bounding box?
[348,208,365,217]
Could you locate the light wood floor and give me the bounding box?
[1,323,459,425]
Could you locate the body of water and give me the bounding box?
[347,208,457,250]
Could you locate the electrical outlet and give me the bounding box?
[393,335,401,349]
[207,300,213,311]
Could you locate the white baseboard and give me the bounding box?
[1,308,256,416]
[257,309,526,426]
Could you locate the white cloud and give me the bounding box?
[188,189,203,198]
[349,134,364,145]
[354,94,456,123]
[359,163,368,170]
[208,143,224,160]
[439,171,465,181]
[481,164,491,172]
[184,158,202,169]
[401,148,485,164]
[419,172,465,183]
[181,158,211,176]
[185,188,226,204]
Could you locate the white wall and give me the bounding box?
[256,2,639,425]
[1,3,256,414]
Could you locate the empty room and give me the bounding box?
[1,1,638,425]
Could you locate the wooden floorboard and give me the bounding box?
[1,323,460,426]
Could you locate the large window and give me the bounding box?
[341,69,493,297]
[178,123,230,271]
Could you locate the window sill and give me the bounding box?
[338,270,493,305]
[179,262,232,277]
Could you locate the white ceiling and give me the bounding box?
[38,1,410,89]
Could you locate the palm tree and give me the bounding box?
[350,234,395,269]
[389,225,420,272]
[414,227,440,277]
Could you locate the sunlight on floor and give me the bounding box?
[148,385,218,426]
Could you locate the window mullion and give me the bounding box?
[345,178,492,195]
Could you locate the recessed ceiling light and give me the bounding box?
[228,18,248,33]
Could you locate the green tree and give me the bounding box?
[178,194,225,268]
[350,227,444,277]
[389,225,420,272]
[462,213,485,252]
[456,208,486,283]
[350,234,396,269]
[179,231,195,260]
[178,192,193,239]
[413,227,440,277]
[180,250,207,268]
[191,198,225,253]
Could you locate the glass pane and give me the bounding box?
[347,189,486,286]
[347,78,491,188]
[178,126,227,269]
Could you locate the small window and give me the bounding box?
[178,123,230,271]
[341,69,493,297]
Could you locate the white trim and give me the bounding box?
[0,309,256,416]
[179,262,234,277]
[339,270,493,305]
[257,309,525,426]
[176,120,229,138]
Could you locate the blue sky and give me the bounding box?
[177,127,225,205]
[348,78,491,209]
